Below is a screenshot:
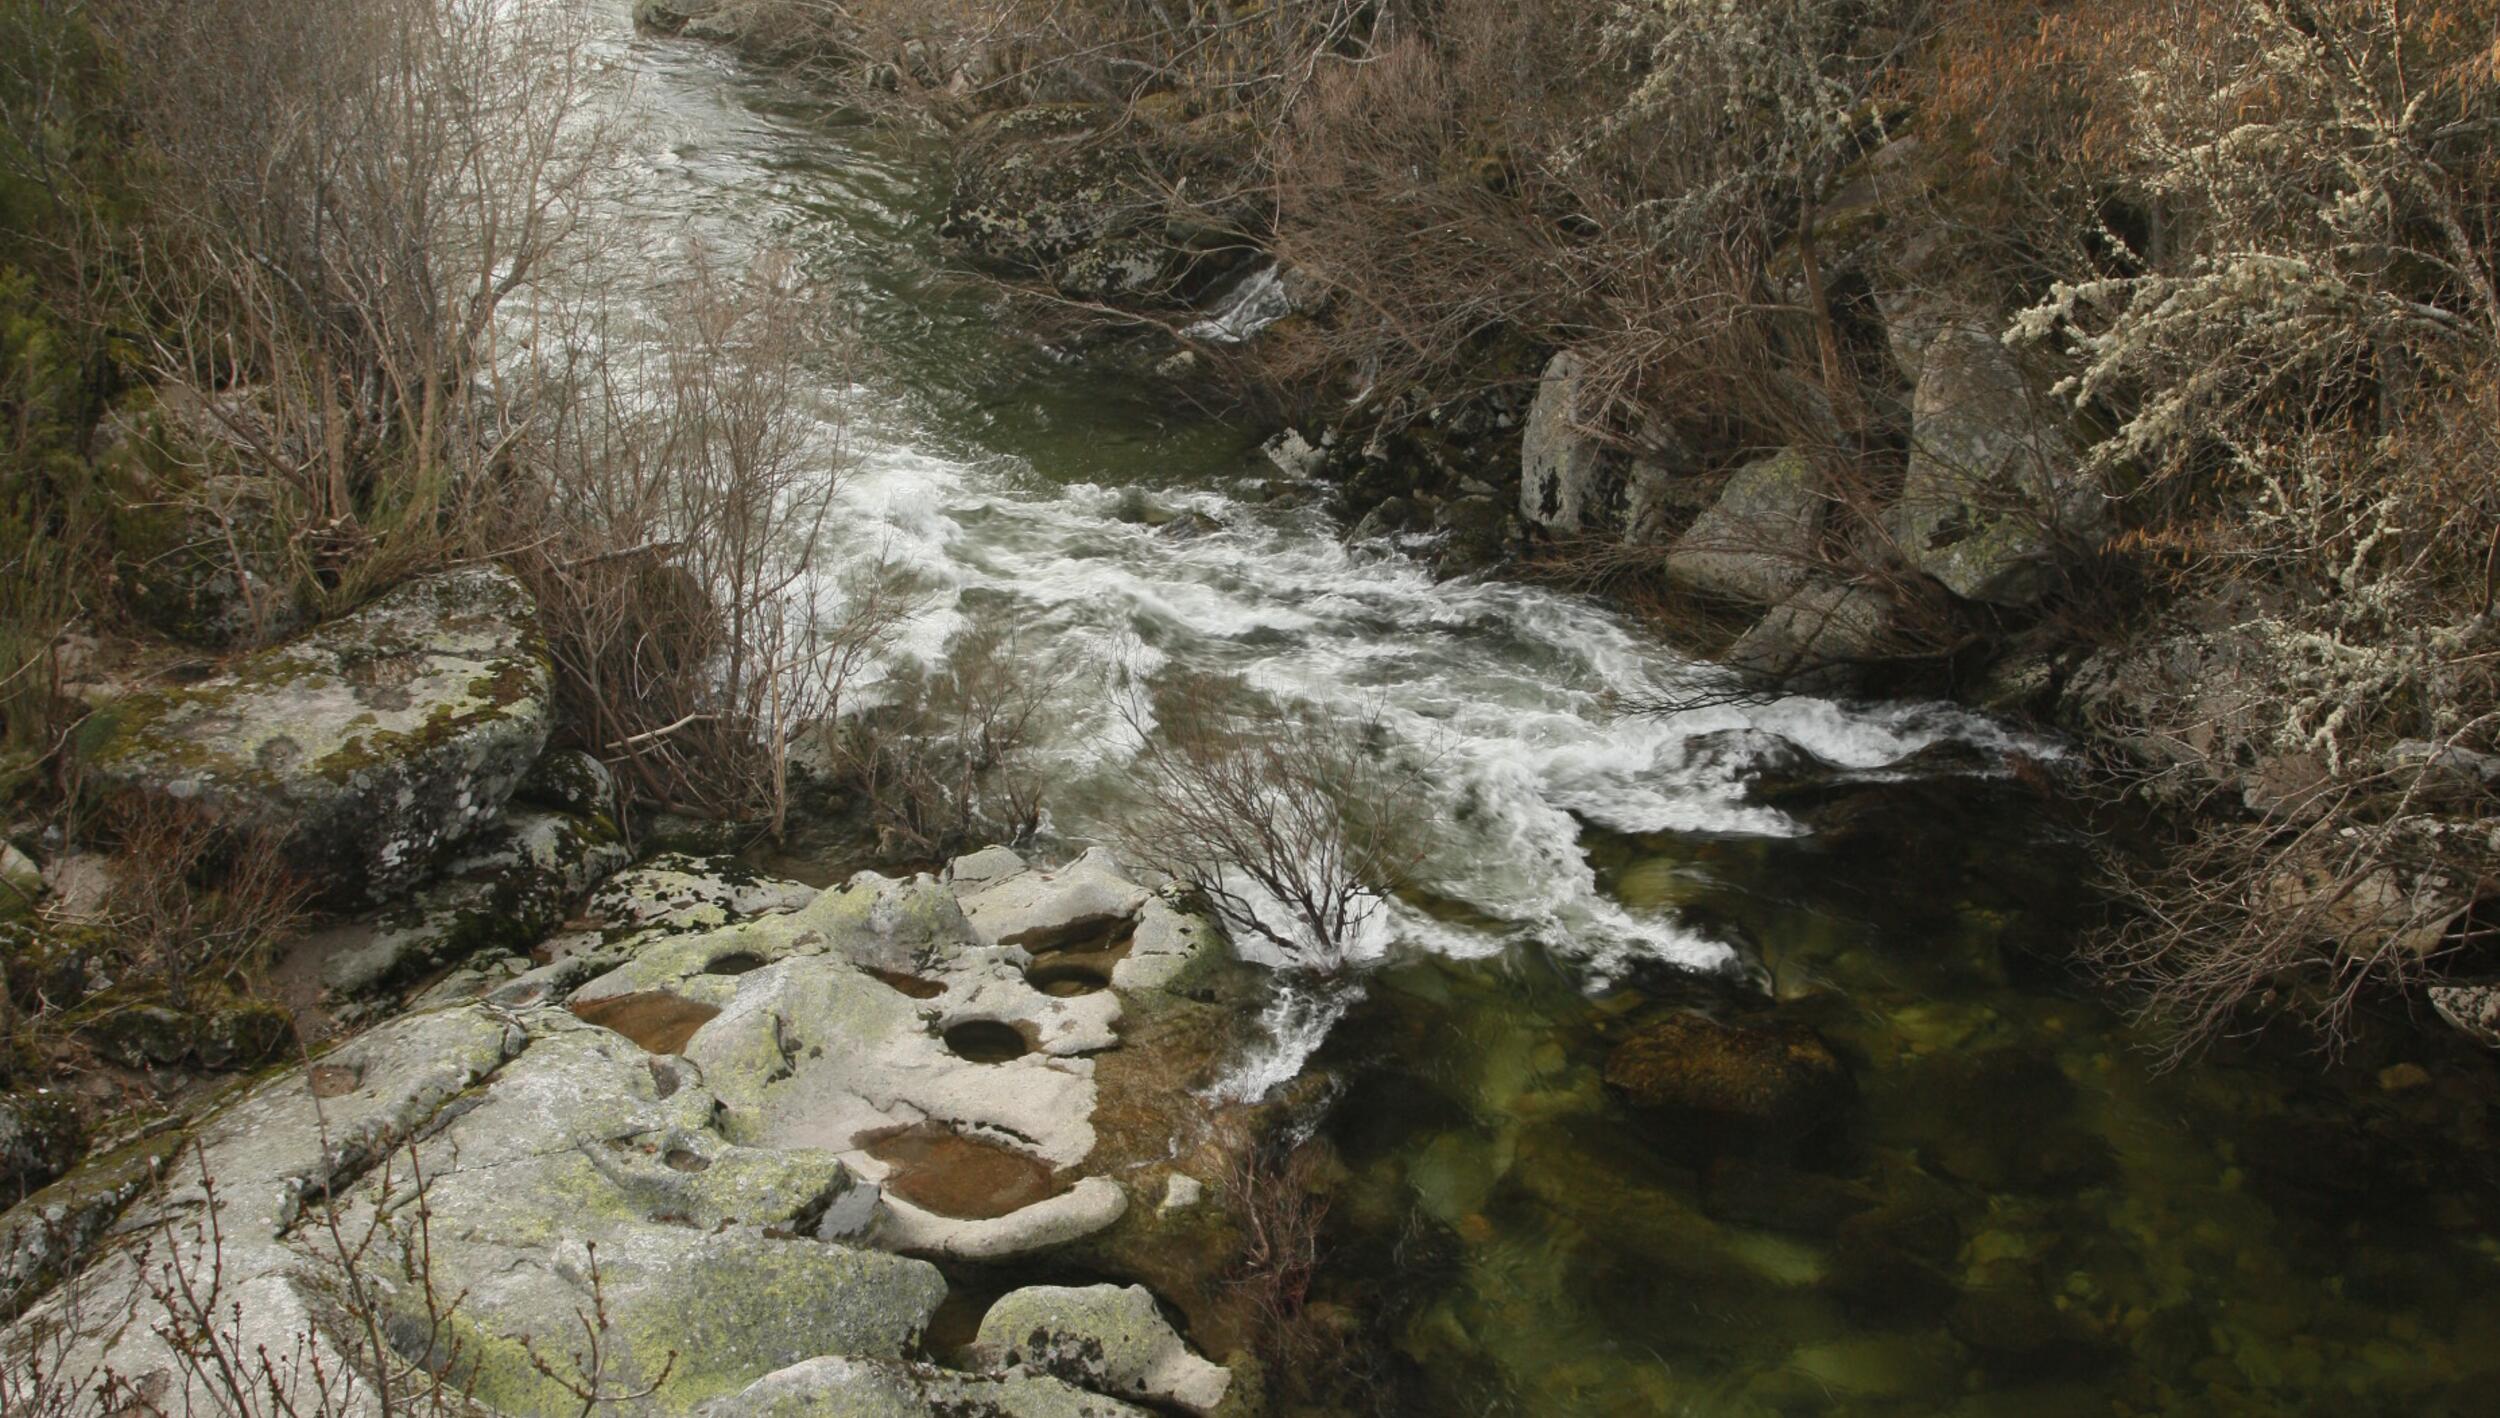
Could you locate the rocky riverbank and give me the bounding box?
[0,565,1295,1415]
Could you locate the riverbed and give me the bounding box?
[590,11,2500,1415]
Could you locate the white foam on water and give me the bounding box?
[579,2,2066,1083]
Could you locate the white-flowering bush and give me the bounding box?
[2018,0,2500,1049]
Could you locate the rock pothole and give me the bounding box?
[568,991,719,1054]
[943,1019,1034,1064]
[865,1124,1066,1221]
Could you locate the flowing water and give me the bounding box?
[584,11,2500,1415]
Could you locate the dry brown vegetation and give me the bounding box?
[738,0,2500,1050]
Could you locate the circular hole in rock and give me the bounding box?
[570,992,721,1054]
[865,1124,1063,1220]
[864,967,945,999]
[942,1019,1031,1064]
[1027,962,1111,997]
[704,951,766,977]
[664,1148,711,1173]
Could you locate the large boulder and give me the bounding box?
[81,568,552,904]
[1666,448,1826,605]
[971,1283,1232,1415]
[1890,327,2103,606]
[1728,581,1899,686]
[1519,350,1612,536]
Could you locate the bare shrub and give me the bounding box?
[511,249,918,836]
[831,624,1074,857]
[1222,1135,1338,1379]
[91,0,609,612]
[1114,673,1430,972]
[85,803,310,1011]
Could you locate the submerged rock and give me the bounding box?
[971,1283,1232,1415]
[81,567,552,904]
[1602,1013,1852,1143]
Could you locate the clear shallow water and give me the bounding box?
[582,11,2500,1416]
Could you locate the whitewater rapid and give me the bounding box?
[585,8,2048,1083]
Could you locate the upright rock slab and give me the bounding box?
[1892,329,2103,607]
[1519,350,1613,537]
[1666,448,1826,606]
[82,568,552,903]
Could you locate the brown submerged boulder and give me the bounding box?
[1603,1012,1853,1138]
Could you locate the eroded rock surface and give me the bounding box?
[3,849,1248,1417]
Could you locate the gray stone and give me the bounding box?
[82,568,552,904]
[1891,328,2103,607]
[1519,350,1611,536]
[1729,582,1898,686]
[701,1356,1153,1418]
[972,1283,1232,1415]
[0,843,40,923]
[956,848,1151,952]
[1666,448,1826,605]
[2431,985,2500,1049]
[323,807,627,997]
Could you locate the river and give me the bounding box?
[581,10,2500,1416]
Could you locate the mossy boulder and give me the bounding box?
[0,1128,182,1322]
[0,1091,83,1200]
[79,992,293,1072]
[970,1283,1232,1415]
[1666,448,1826,607]
[1889,327,2103,607]
[81,567,553,905]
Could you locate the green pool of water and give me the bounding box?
[1304,773,2500,1417]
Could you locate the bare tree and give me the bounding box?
[511,248,919,836]
[1114,673,1431,972]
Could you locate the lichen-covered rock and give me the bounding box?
[1519,350,1613,536]
[514,747,617,821]
[1666,448,1826,606]
[972,1283,1232,1416]
[0,1091,83,1200]
[942,107,1152,280]
[322,807,627,998]
[1891,328,2103,607]
[2431,984,2500,1048]
[1728,581,1898,687]
[81,567,553,904]
[701,1356,1153,1418]
[0,1128,181,1321]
